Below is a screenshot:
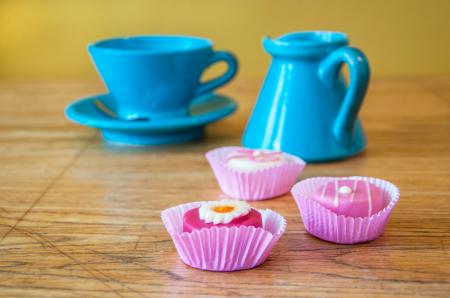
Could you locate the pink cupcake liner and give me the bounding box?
[291,176,400,244]
[206,146,306,200]
[161,202,286,271]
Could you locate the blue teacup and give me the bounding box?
[88,35,238,120]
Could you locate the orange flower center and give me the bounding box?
[213,205,235,213]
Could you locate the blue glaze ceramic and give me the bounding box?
[243,31,370,162]
[65,92,237,145]
[88,35,238,120]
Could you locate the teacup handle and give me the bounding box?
[318,47,370,146]
[194,51,238,97]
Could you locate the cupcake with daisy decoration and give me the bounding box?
[206,146,306,200]
[161,199,286,271]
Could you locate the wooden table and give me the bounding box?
[0,77,449,297]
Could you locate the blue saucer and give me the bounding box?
[65,93,237,145]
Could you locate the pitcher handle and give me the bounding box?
[194,51,238,97]
[318,47,370,146]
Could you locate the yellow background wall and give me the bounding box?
[1,0,449,79]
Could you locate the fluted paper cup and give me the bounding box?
[161,202,287,271]
[206,146,306,200]
[291,176,400,244]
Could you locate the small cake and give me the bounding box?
[311,179,385,217]
[161,201,287,271]
[183,199,262,233]
[206,146,306,200]
[226,149,287,172]
[291,177,400,244]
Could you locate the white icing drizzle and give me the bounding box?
[366,180,372,216]
[334,179,339,207]
[320,182,328,200]
[350,180,358,203]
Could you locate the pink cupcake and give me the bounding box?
[161,199,286,271]
[206,146,306,200]
[291,176,400,244]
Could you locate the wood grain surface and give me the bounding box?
[0,77,449,297]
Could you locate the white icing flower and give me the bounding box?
[199,200,251,224]
[226,149,287,172]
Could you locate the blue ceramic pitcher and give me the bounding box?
[243,31,370,162]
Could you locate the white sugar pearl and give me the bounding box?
[338,186,353,194]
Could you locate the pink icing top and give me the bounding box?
[183,207,263,233]
[312,179,386,217]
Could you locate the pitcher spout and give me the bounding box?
[263,31,348,58]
